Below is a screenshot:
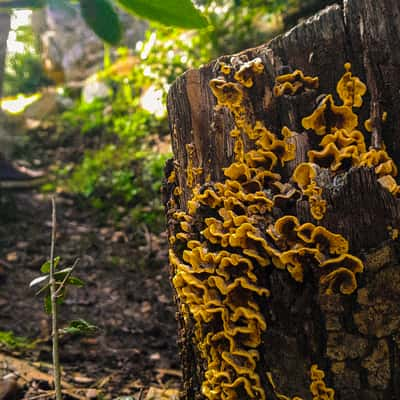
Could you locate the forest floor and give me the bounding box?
[0,118,180,399]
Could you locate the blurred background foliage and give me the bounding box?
[3,0,335,233]
[4,21,52,95]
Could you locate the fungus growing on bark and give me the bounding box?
[311,226,349,255]
[336,62,367,107]
[219,62,232,75]
[359,148,398,178]
[292,163,326,220]
[233,58,264,88]
[168,60,373,400]
[209,79,244,108]
[292,163,317,189]
[273,69,319,97]
[309,364,335,400]
[378,175,400,196]
[302,94,358,135]
[319,254,364,295]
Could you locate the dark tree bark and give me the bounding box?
[0,12,10,99]
[165,1,400,399]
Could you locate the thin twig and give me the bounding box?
[138,387,145,400]
[54,258,80,298]
[50,196,62,400]
[27,391,56,400]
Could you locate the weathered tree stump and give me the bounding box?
[164,1,400,399]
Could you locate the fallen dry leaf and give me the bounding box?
[144,387,179,400]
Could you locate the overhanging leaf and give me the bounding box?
[80,0,122,45]
[116,0,208,29]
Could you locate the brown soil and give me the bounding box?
[0,123,180,399]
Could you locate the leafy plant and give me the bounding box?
[60,319,98,336]
[1,0,208,44]
[4,24,52,96]
[80,0,122,45]
[0,330,33,350]
[29,198,96,400]
[30,256,84,314]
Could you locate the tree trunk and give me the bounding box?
[164,1,400,399]
[0,12,10,99]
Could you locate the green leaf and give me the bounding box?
[0,0,45,8]
[67,276,85,287]
[80,0,122,45]
[44,292,65,314]
[44,295,52,314]
[40,256,60,273]
[60,319,98,335]
[0,331,33,350]
[54,267,73,276]
[29,274,49,288]
[116,0,208,29]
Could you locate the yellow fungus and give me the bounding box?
[168,60,374,400]
[378,175,400,195]
[274,69,319,97]
[209,79,244,108]
[219,62,232,75]
[302,94,358,135]
[167,169,176,183]
[292,163,318,188]
[233,57,264,88]
[336,62,367,107]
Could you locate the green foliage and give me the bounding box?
[117,0,208,29]
[55,0,286,233]
[195,0,284,58]
[40,256,60,273]
[2,0,208,45]
[0,330,33,350]
[60,319,98,335]
[30,257,83,314]
[4,25,52,96]
[61,98,109,135]
[80,0,122,45]
[63,95,171,231]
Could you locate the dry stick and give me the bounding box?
[50,196,62,400]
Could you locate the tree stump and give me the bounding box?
[164,1,400,399]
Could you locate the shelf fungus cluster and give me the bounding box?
[293,62,400,201]
[165,61,397,399]
[168,58,400,399]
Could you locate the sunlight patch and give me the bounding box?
[1,93,41,114]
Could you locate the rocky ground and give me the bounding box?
[0,119,180,399]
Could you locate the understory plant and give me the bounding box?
[30,197,96,400]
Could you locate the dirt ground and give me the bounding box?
[0,124,180,399]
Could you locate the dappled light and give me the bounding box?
[1,92,40,114]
